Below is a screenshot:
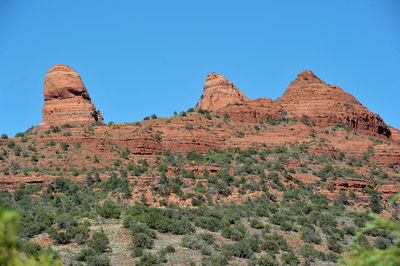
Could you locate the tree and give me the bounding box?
[97,200,121,219]
[89,232,110,254]
[342,195,400,265]
[0,204,61,265]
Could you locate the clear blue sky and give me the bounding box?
[0,0,399,136]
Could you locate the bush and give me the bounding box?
[97,200,121,219]
[59,142,69,151]
[281,252,300,265]
[327,237,342,253]
[1,133,8,139]
[128,222,156,239]
[0,205,61,265]
[252,254,278,265]
[86,255,111,266]
[21,241,41,257]
[197,232,215,245]
[300,244,325,261]
[301,227,322,244]
[181,235,201,250]
[231,238,259,258]
[76,247,96,261]
[89,232,110,254]
[165,245,176,253]
[137,252,159,265]
[72,226,89,244]
[250,219,264,229]
[374,236,392,250]
[260,239,279,255]
[131,247,143,257]
[132,233,154,249]
[54,231,71,244]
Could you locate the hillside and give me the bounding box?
[0,65,399,265]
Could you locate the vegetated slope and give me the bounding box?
[0,66,399,265]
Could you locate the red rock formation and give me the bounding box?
[197,70,392,139]
[196,72,249,111]
[37,64,103,130]
[278,70,391,138]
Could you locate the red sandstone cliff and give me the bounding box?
[196,72,249,111]
[197,70,392,139]
[37,64,103,130]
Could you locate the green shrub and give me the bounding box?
[250,219,264,229]
[301,227,322,244]
[231,238,259,258]
[72,226,89,244]
[89,232,110,254]
[76,248,96,261]
[131,247,143,257]
[327,237,343,253]
[300,244,326,261]
[252,254,277,265]
[132,233,154,249]
[59,142,69,151]
[181,235,201,250]
[374,236,392,250]
[165,245,176,253]
[20,241,41,257]
[137,252,159,265]
[97,200,121,219]
[86,255,111,266]
[281,252,300,265]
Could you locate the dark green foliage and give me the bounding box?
[369,193,383,214]
[89,232,110,254]
[281,251,300,265]
[250,219,264,229]
[136,252,159,265]
[165,245,176,253]
[86,255,111,266]
[132,233,154,249]
[327,237,343,253]
[59,142,69,151]
[72,226,90,244]
[20,241,41,257]
[252,254,278,265]
[229,237,259,258]
[301,226,322,244]
[97,200,121,219]
[374,236,392,250]
[300,244,326,261]
[131,247,143,257]
[260,232,290,255]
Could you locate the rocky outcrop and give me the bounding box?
[196,73,249,111]
[277,70,391,138]
[196,70,392,138]
[38,64,103,130]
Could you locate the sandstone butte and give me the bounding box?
[37,64,103,130]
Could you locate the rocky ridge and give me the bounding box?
[196,70,392,139]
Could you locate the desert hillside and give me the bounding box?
[0,65,399,265]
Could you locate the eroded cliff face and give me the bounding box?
[196,72,248,111]
[197,70,392,139]
[277,70,391,138]
[38,64,103,130]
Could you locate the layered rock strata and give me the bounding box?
[38,64,103,129]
